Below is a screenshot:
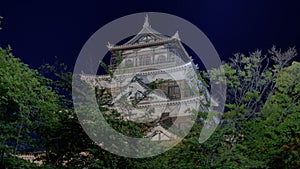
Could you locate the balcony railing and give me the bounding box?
[113,61,177,74]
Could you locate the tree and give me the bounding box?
[192,46,297,168]
[0,46,60,168]
[244,61,300,169]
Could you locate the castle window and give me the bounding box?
[125,59,133,67]
[158,55,166,63]
[144,56,151,65]
[168,85,180,100]
[168,54,175,62]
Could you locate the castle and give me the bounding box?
[81,16,209,141]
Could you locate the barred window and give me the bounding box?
[145,56,151,65]
[158,55,166,63]
[168,54,175,62]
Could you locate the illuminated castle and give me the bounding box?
[81,16,209,141]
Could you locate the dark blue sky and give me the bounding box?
[0,0,299,69]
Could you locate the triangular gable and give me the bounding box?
[123,15,170,45]
[146,124,178,141]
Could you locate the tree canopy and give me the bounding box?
[0,46,60,168]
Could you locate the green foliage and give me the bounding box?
[100,50,123,79]
[0,46,60,168]
[4,156,40,169]
[256,61,300,168]
[203,47,296,125]
[100,61,113,78]
[195,47,298,168]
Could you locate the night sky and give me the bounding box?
[0,0,299,69]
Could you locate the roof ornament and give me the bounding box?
[172,31,181,40]
[107,42,114,49]
[143,15,151,28]
[189,56,194,62]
